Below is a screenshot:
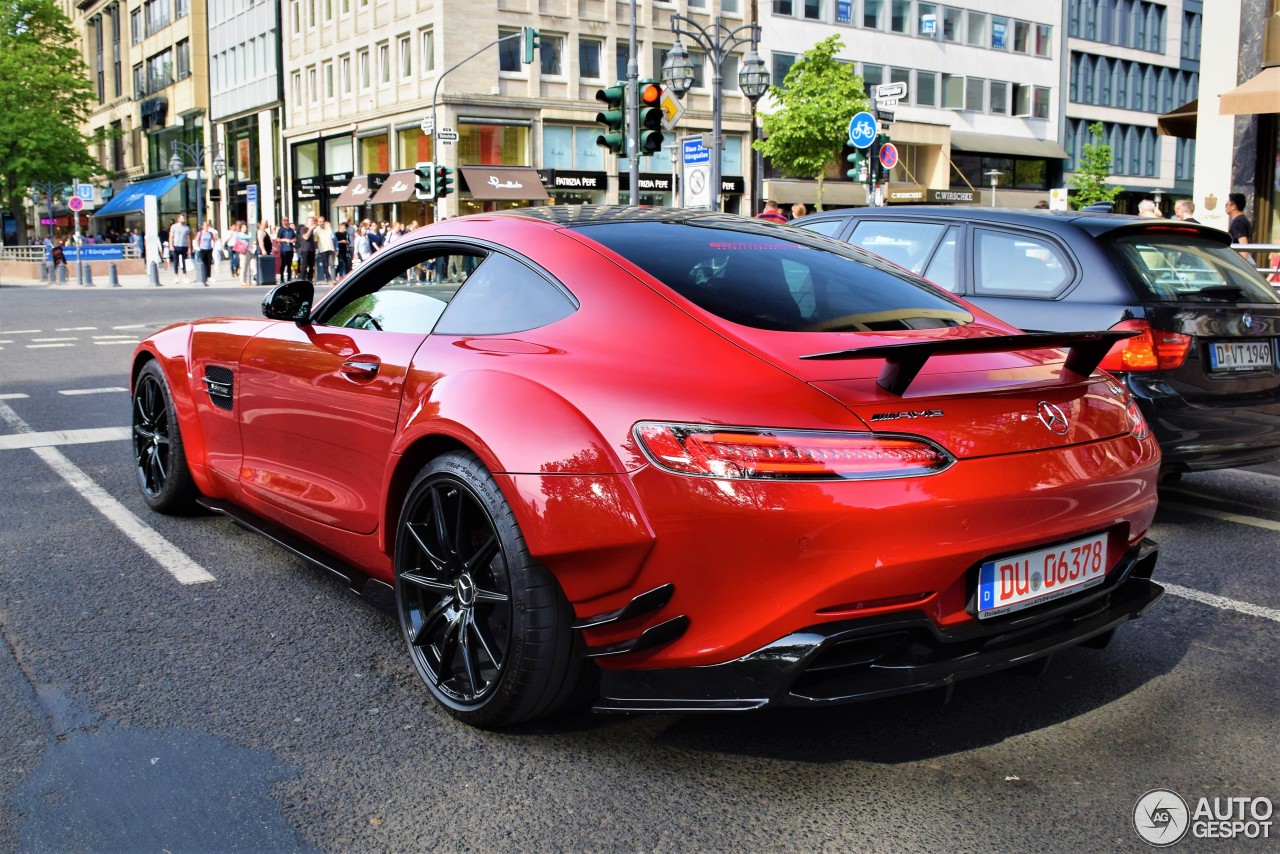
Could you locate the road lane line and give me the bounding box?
[59,387,128,396]
[0,329,42,334]
[1164,583,1280,623]
[26,344,74,349]
[55,326,97,331]
[1161,502,1280,533]
[31,446,215,585]
[112,324,148,330]
[0,393,29,400]
[32,337,78,342]
[0,427,132,450]
[92,334,139,340]
[94,340,138,346]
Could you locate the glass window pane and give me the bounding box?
[941,74,963,109]
[1013,20,1030,52]
[975,229,1071,296]
[574,128,605,170]
[918,3,937,37]
[923,226,961,292]
[863,0,883,29]
[890,0,910,33]
[991,16,1008,49]
[967,11,986,46]
[849,220,949,275]
[989,81,1007,114]
[942,7,961,41]
[965,77,985,111]
[541,34,563,76]
[579,38,601,79]
[543,125,573,169]
[916,71,937,107]
[498,28,520,72]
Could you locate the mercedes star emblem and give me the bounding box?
[1036,401,1070,435]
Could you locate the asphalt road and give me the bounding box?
[0,285,1276,853]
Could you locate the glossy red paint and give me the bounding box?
[133,210,1161,682]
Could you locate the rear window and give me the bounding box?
[1106,233,1280,304]
[576,221,973,332]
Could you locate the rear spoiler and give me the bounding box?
[800,330,1138,396]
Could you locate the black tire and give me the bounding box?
[394,451,589,728]
[132,361,199,514]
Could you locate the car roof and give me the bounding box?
[793,206,1232,244]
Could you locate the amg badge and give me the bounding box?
[870,409,944,422]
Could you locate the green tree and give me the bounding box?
[753,35,868,212]
[1067,122,1124,210]
[0,0,102,242]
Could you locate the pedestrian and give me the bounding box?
[168,214,191,282]
[276,217,297,278]
[790,203,807,221]
[297,216,316,280]
[238,222,253,286]
[196,220,216,285]
[354,224,373,270]
[1225,193,1252,259]
[256,220,273,284]
[755,200,788,224]
[368,221,384,254]
[50,240,67,276]
[314,217,334,283]
[335,220,351,278]
[1137,199,1160,218]
[1174,199,1199,223]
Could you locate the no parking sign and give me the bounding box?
[878,143,899,171]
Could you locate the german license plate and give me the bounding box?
[1208,340,1275,372]
[976,532,1109,619]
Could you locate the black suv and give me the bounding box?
[793,207,1280,476]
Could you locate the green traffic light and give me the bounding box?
[595,84,627,156]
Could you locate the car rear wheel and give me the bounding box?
[132,361,199,514]
[394,451,588,728]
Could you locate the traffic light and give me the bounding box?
[594,83,626,156]
[636,80,665,155]
[414,161,435,200]
[846,151,866,181]
[522,27,540,65]
[434,165,454,198]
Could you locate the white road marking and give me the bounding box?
[92,334,138,340]
[94,340,138,346]
[0,427,131,450]
[1161,502,1280,533]
[0,393,29,400]
[0,329,41,334]
[1164,583,1280,624]
[59,387,128,396]
[26,343,74,349]
[0,400,213,585]
[112,324,149,330]
[0,340,12,344]
[55,326,97,331]
[32,446,215,585]
[32,337,78,342]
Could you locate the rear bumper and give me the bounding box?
[594,539,1160,713]
[1129,375,1280,471]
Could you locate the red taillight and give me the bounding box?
[1098,319,1192,372]
[634,423,954,481]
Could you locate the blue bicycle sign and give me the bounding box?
[848,111,878,149]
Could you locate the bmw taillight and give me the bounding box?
[1098,319,1192,372]
[633,423,954,481]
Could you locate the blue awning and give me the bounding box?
[92,175,184,217]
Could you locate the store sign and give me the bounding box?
[721,176,745,194]
[886,184,926,204]
[619,174,674,193]
[927,188,977,204]
[541,170,607,191]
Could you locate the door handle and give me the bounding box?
[340,359,380,380]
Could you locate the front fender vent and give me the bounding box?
[203,365,234,410]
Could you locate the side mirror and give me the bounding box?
[262,280,314,323]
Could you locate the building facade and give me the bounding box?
[1063,0,1201,213]
[760,0,1066,208]
[280,0,759,225]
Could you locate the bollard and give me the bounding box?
[83,266,94,287]
[193,258,207,287]
[39,260,49,282]
[109,262,120,287]
[56,264,68,283]
[149,262,162,287]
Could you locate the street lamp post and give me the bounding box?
[661,16,767,213]
[169,140,226,228]
[985,169,1006,208]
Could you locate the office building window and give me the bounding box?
[773,0,792,14]
[616,41,628,83]
[292,72,302,106]
[420,29,434,74]
[379,43,390,84]
[1035,24,1052,57]
[308,66,316,102]
[942,7,961,42]
[579,38,602,79]
[966,11,986,46]
[861,63,883,97]
[803,0,821,21]
[772,52,796,88]
[174,0,188,19]
[890,0,910,33]
[989,81,1008,114]
[130,8,142,43]
[918,3,937,37]
[965,77,985,111]
[863,0,883,29]
[541,33,564,77]
[176,38,190,79]
[941,74,962,109]
[341,55,351,93]
[915,70,937,107]
[1033,86,1050,118]
[324,61,334,98]
[499,28,521,72]
[399,36,411,78]
[358,49,370,89]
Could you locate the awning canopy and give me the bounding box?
[1219,66,1280,115]
[369,170,417,205]
[1157,98,1199,137]
[950,131,1069,160]
[459,166,550,201]
[92,175,183,217]
[333,175,374,207]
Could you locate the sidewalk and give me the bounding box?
[2,267,287,289]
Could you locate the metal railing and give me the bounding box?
[1,244,142,261]
[1232,243,1280,288]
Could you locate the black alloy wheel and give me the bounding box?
[394,452,589,727]
[132,361,197,513]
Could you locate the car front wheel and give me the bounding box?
[394,451,588,728]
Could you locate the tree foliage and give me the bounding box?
[753,35,867,212]
[0,0,102,240]
[1067,122,1124,210]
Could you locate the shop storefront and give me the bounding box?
[331,174,383,225]
[457,166,549,213]
[368,170,418,221]
[291,135,357,223]
[619,174,674,208]
[538,169,607,206]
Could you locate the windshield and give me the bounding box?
[1106,233,1280,304]
[575,221,973,332]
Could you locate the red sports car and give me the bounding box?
[131,206,1163,728]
